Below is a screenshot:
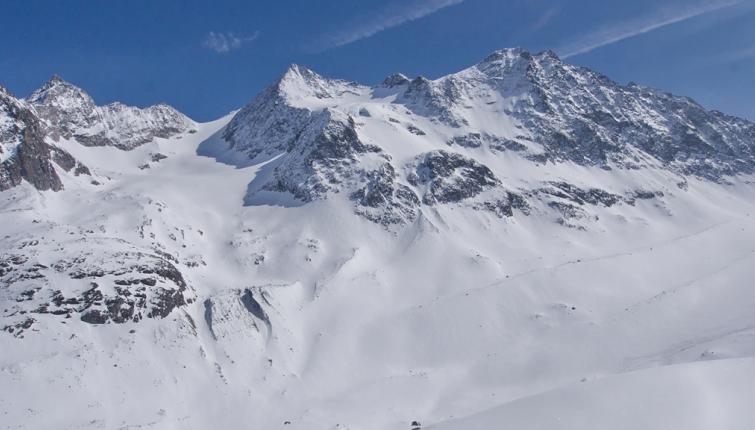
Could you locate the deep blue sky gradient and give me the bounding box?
[1,0,753,121]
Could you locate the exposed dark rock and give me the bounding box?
[624,189,664,205]
[406,125,426,136]
[146,286,186,319]
[50,147,75,171]
[51,147,90,176]
[351,163,420,225]
[382,73,410,87]
[2,317,35,337]
[2,248,191,328]
[549,201,590,228]
[80,309,109,324]
[1,85,92,191]
[0,101,63,191]
[203,298,215,338]
[240,289,272,332]
[447,133,526,151]
[408,150,499,204]
[539,182,623,207]
[476,192,531,217]
[150,153,168,162]
[18,288,40,301]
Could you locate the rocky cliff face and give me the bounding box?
[0,85,86,192]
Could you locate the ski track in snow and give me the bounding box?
[417,217,742,310]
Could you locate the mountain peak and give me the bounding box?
[272,64,362,106]
[475,47,562,70]
[28,74,95,108]
[276,64,326,92]
[0,84,13,99]
[382,73,411,87]
[479,47,531,64]
[48,74,66,85]
[537,49,560,61]
[279,63,322,84]
[37,74,84,94]
[468,47,564,82]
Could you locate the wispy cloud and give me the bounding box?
[558,1,741,58]
[721,46,755,63]
[305,0,465,53]
[531,6,561,31]
[203,31,260,54]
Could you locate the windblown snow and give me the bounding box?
[2,48,755,430]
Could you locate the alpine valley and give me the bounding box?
[3,48,755,429]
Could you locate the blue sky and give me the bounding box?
[1,0,753,121]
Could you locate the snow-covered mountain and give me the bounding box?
[217,48,755,228]
[28,75,196,150]
[3,49,755,429]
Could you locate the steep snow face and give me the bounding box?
[3,49,755,430]
[28,76,196,150]
[222,65,369,161]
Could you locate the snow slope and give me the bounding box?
[429,358,755,430]
[2,49,755,430]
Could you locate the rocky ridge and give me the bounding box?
[28,75,196,150]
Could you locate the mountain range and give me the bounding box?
[2,48,755,429]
